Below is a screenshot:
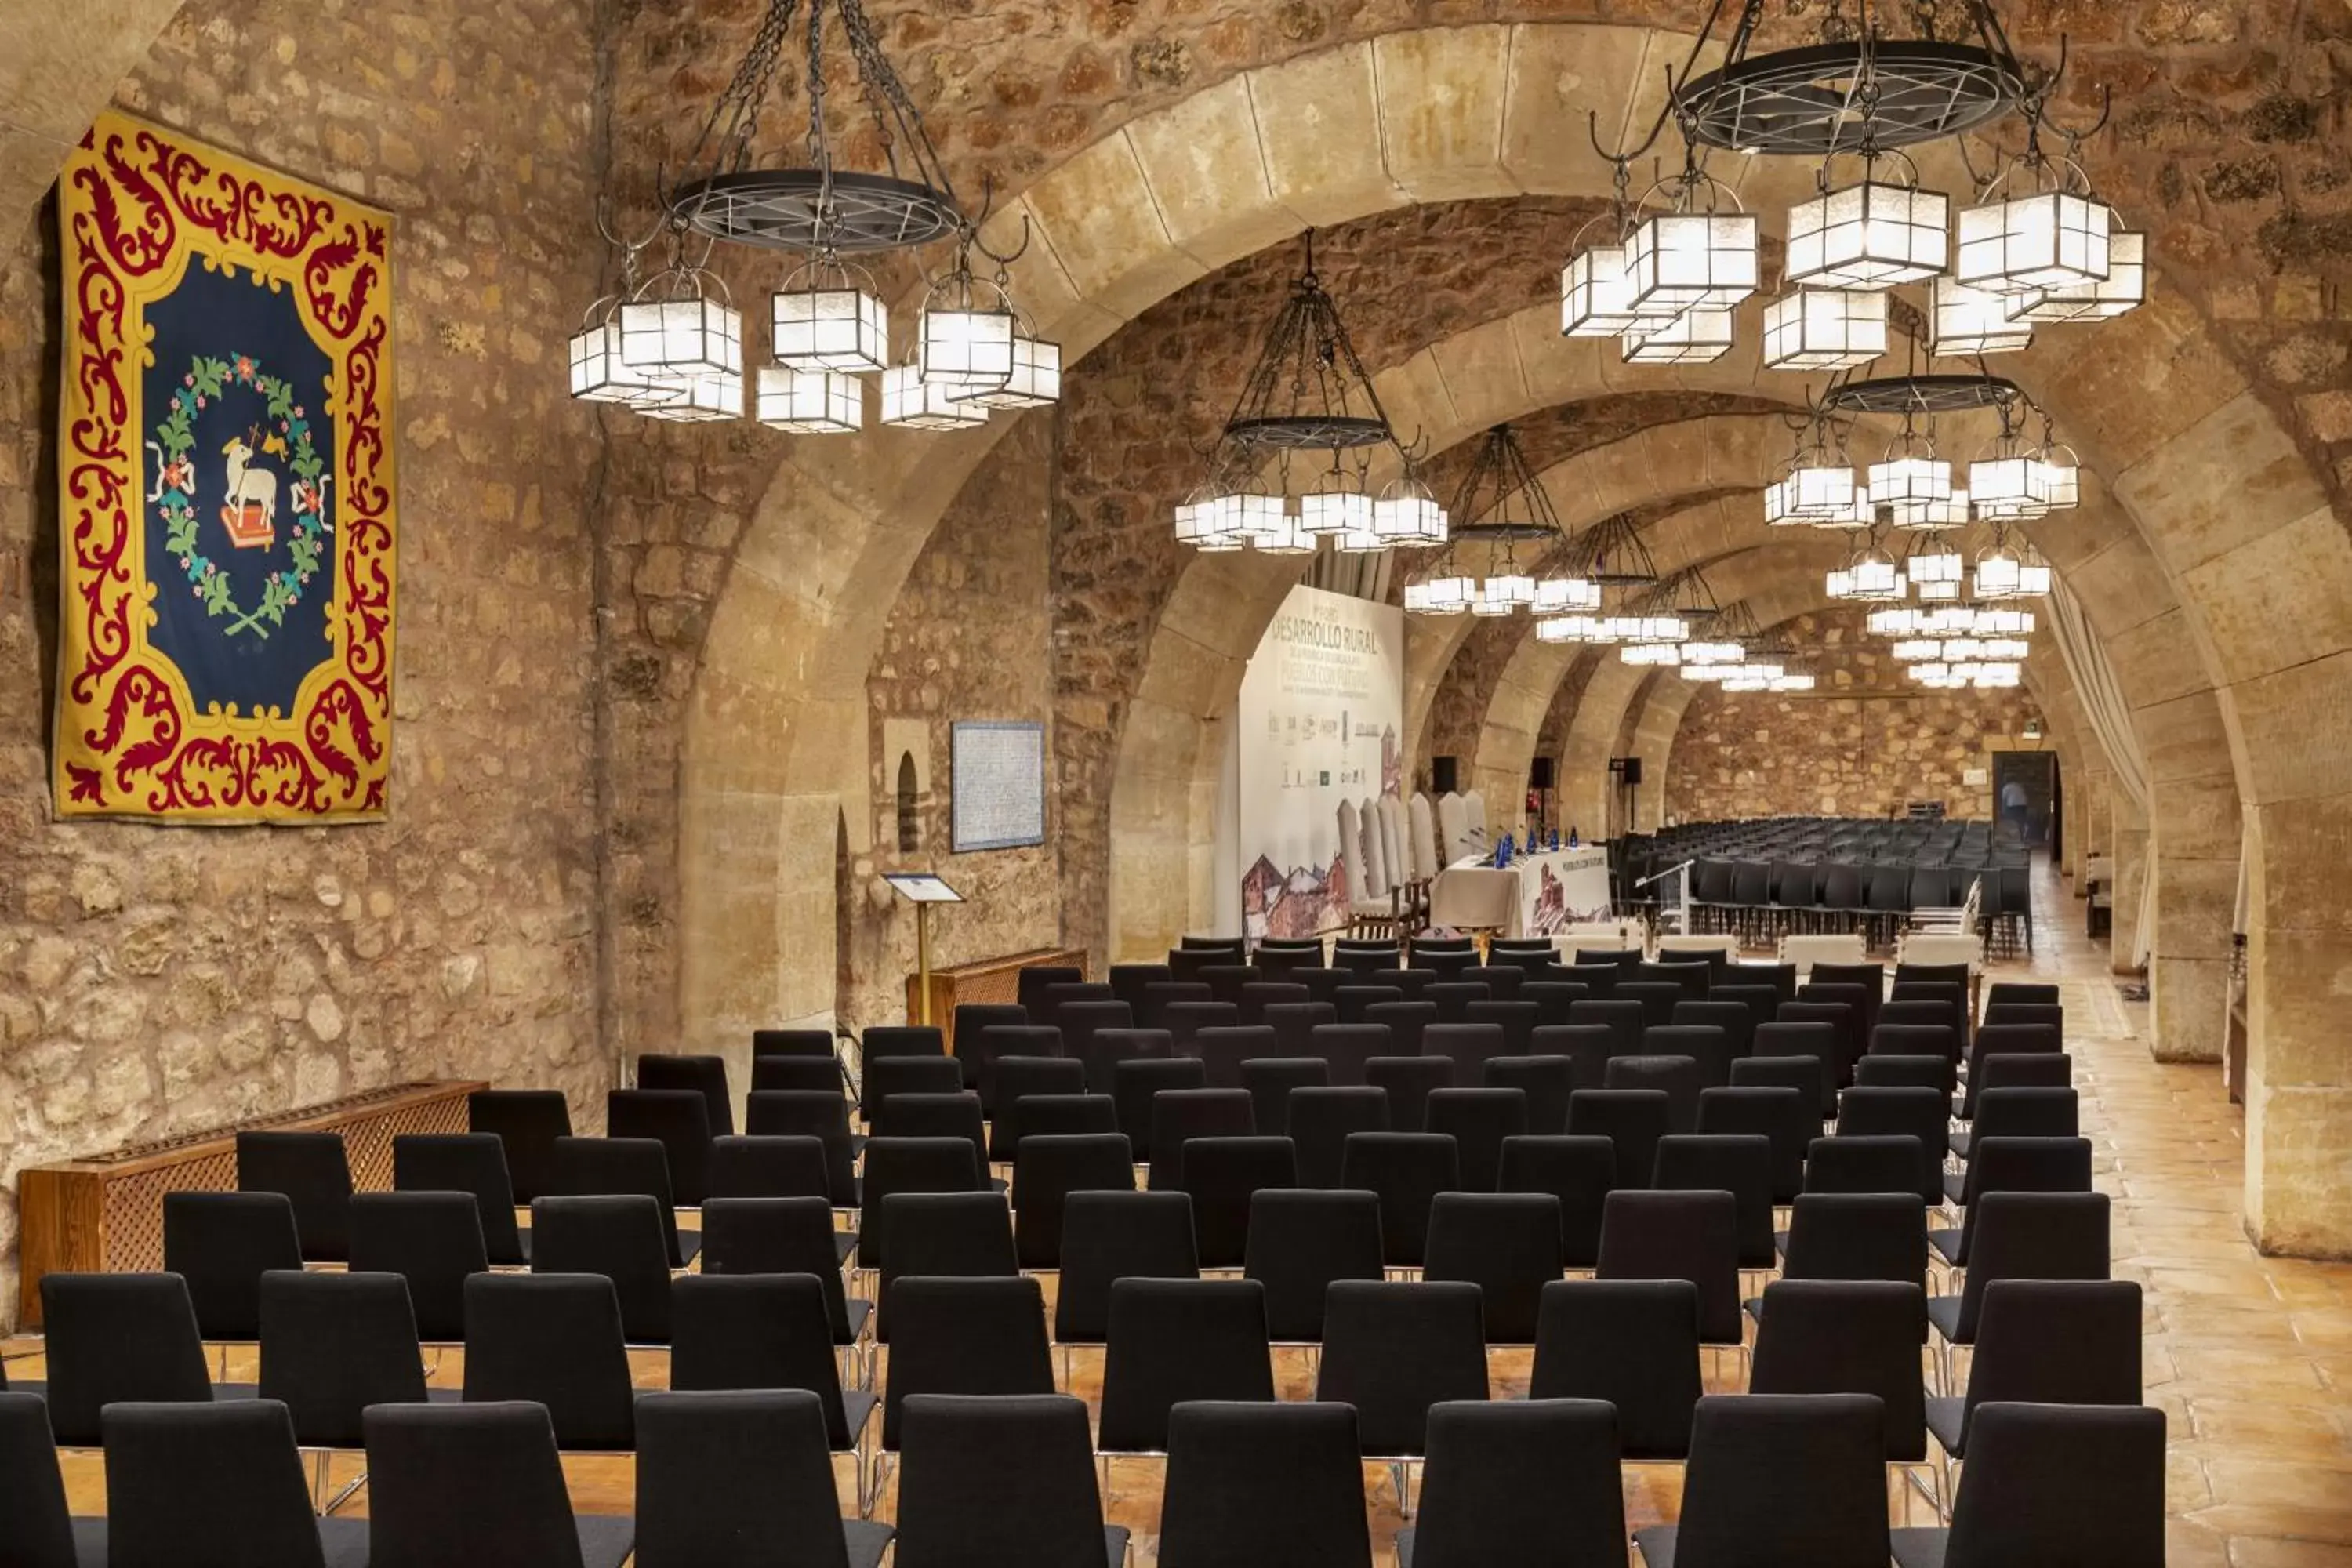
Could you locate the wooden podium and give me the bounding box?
[908,946,1087,1054]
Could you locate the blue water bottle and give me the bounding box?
[1568,824,1580,848]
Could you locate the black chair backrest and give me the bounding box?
[1011,1132,1135,1269]
[1180,1136,1299,1269]
[1748,1279,1929,1461]
[1341,1131,1460,1269]
[38,1272,213,1446]
[1595,1188,1742,1344]
[1158,1403,1373,1568]
[1671,999,1756,1062]
[752,1029,837,1059]
[876,1192,1019,1339]
[257,1269,430,1449]
[1243,1189,1383,1344]
[547,1136,692,1267]
[1958,1279,2143,1445]
[1566,998,1645,1059]
[862,1025,947,1060]
[394,1134,527,1264]
[529,1195,673,1346]
[635,1054,735,1138]
[466,1089,573,1205]
[1939,1403,2167,1568]
[1080,1025,1169,1095]
[0,1392,76,1566]
[1529,1024,1615,1091]
[1529,1279,1701,1460]
[859,1054,964,1123]
[1983,1002,2063,1032]
[1748,1023,1838,1113]
[634,1388,851,1568]
[1239,1058,1329,1149]
[1780,1192,1928,1294]
[706,1134,830,1202]
[1954,1192,2112,1341]
[1951,1137,2095,1258]
[1566,1088,1670,1191]
[1110,1056,1210,1157]
[1017,965,1085,1016]
[102,1399,328,1568]
[1425,1087,1529,1193]
[1314,1279,1490,1457]
[1833,1085,1948,1203]
[1422,1191,1564,1344]
[1408,1398,1627,1568]
[1695,1084,1812,1203]
[752,1056,844,1096]
[162,1190,303,1341]
[363,1399,597,1566]
[1484,1054,1574,1136]
[1358,1001,1433,1061]
[1098,1278,1276,1453]
[895,1393,1115,1568]
[1671,1393,1892,1567]
[1642,1023,1734,1089]
[1497,1134,1614,1269]
[858,1137,985,1270]
[350,1190,490,1344]
[880,1276,1055,1451]
[1145,1088,1256,1192]
[699,1197,860,1344]
[1363,1055,1454,1134]
[236,1131,354,1263]
[1422,1022,1512,1086]
[1264,1001,1338,1057]
[1970,1085,2080,1142]
[1283,1085,1391,1189]
[1053,1192,1200,1346]
[1191,1024,1282,1090]
[459,1272,637,1450]
[741,1092,858,1206]
[1653,1134,1775,1269]
[1803,1134,1929,1200]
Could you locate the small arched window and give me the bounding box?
[895,751,920,854]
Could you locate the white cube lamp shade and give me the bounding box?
[1762,288,1889,372]
[965,335,1063,408]
[754,365,862,434]
[618,296,742,379]
[1976,607,2034,636]
[2017,556,2054,596]
[1299,489,1374,537]
[1175,492,1242,548]
[1868,454,1953,510]
[1826,566,1855,600]
[1971,661,2023,688]
[1908,538,1964,587]
[771,287,888,374]
[1622,307,1737,365]
[1942,637,1987,661]
[1679,641,1746,666]
[1892,485,1970,531]
[1763,477,1797,527]
[1374,488,1448,545]
[1561,244,1647,337]
[1533,575,1602,615]
[919,306,1017,389]
[1786,179,1950,288]
[2012,230,2147,323]
[1681,663,1735,682]
[1619,641,1682,665]
[1410,574,1475,615]
[1789,462,1859,520]
[1627,615,1690,644]
[2030,452,2082,511]
[1536,615,1606,644]
[1957,191,2113,296]
[1852,557,1906,600]
[1721,674,1771,692]
[1769,673,1818,692]
[1334,526,1388,554]
[1915,575,1962,602]
[569,319,677,408]
[1928,276,2034,356]
[1868,606,1925,637]
[1969,452,2039,515]
[1250,508,1317,556]
[641,369,743,423]
[1892,639,1943,662]
[1625,212,1759,314]
[1982,637,2032,660]
[1973,549,2024,599]
[1473,574,1537,615]
[882,362,989,429]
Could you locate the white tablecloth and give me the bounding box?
[1430,846,1612,936]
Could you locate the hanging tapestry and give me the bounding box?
[53,112,395,822]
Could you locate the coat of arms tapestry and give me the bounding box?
[53,112,394,822]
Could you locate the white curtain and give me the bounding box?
[2046,577,2158,968]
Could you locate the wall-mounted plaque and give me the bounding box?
[951,720,1046,852]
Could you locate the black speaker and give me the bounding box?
[1432,756,1460,795]
[1610,756,1643,786]
[1529,757,1555,789]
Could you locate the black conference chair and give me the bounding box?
[1602,1055,1702,1136]
[1632,1393,1891,1568]
[967,1027,1066,1114]
[1341,1131,1459,1269]
[236,1131,354,1264]
[1653,1134,1775,1270]
[1051,1192,1200,1351]
[1179,1136,1298,1269]
[1597,1189,1743,1348]
[1933,1136,2093,1261]
[548,1137,701,1267]
[895,1394,1125,1568]
[1425,1087,1526,1192]
[162,1191,303,1346]
[1892,1403,2166,1568]
[857,1137,987,1273]
[1098,1279,1276,1456]
[363,1400,633,1566]
[873,1092,989,1176]
[1422,1192,1563,1345]
[753,1056,848,1096]
[1145,1088,1256,1192]
[1287,1085,1389,1189]
[1112,1057,1209,1161]
[1777,1192,1930,1306]
[753,1028,838,1061]
[459,1272,637,1451]
[637,1054,735,1138]
[350,1190,491,1345]
[0,1391,102,1563]
[873,1192,1018,1343]
[38,1273,252,1448]
[1497,1134,1614,1269]
[1926,1192,2111,1368]
[634,1389,891,1568]
[467,1089,574,1206]
[699,1196,870,1349]
[1748,1280,1929,1465]
[607,1091,716,1208]
[1316,1280,1490,1462]
[394,1132,531,1264]
[860,1054,964,1127]
[1366,1056,1454,1134]
[1529,1279,1702,1461]
[1313,1021,1396,1086]
[1530,1024,1616,1091]
[1485,1054,1574,1136]
[1156,1403,1374,1568]
[101,1399,373,1568]
[1835,1084,1951,1203]
[880,1277,1056,1454]
[1011,1133,1136,1270]
[1243,1189,1385,1345]
[706,1134,835,1205]
[257,1269,438,1453]
[1395,1399,1627,1568]
[1696,1084,1812,1203]
[1566,1088,1670,1191]
[1923,1279,2143,1461]
[1240,1056,1327,1135]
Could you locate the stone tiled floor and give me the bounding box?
[14,858,2352,1563]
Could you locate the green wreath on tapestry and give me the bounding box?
[150,353,331,641]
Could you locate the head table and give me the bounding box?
[1428,844,1613,938]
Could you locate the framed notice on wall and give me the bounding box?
[951,721,1047,852]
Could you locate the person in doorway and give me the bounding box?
[2001,776,2031,835]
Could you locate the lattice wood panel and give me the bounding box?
[18,1080,481,1327]
[908,946,1086,1052]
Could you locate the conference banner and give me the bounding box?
[53,113,395,821]
[1236,585,1403,940]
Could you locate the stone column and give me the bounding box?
[2245,797,2352,1257]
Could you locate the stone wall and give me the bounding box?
[1663,610,2049,823]
[0,0,607,1322]
[840,412,1065,1031]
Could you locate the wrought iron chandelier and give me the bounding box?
[1175,234,1435,557]
[1563,0,2141,374]
[569,0,1060,433]
[1403,425,1593,616]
